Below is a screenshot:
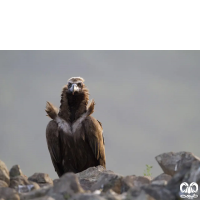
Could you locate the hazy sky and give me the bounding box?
[0,51,200,179]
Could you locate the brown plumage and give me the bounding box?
[45,77,106,177]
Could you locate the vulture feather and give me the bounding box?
[45,77,106,177]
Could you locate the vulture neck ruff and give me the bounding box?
[55,99,95,135]
[57,84,90,133]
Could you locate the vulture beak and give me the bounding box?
[70,83,79,95]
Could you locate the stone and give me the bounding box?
[9,165,23,178]
[19,186,52,200]
[152,173,171,182]
[122,175,151,193]
[101,189,127,200]
[0,160,10,185]
[151,173,171,185]
[10,175,40,192]
[28,173,53,188]
[48,173,84,198]
[151,180,167,186]
[76,165,108,190]
[167,160,200,199]
[70,193,106,200]
[90,171,123,194]
[155,151,200,176]
[31,197,55,200]
[0,180,8,187]
[0,187,20,200]
[142,185,175,200]
[127,187,155,200]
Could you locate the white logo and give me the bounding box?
[180,182,198,199]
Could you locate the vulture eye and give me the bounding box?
[77,82,82,87]
[68,83,72,88]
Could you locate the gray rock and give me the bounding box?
[28,173,53,188]
[70,193,106,200]
[91,171,123,194]
[9,165,23,178]
[76,165,108,191]
[0,187,20,200]
[152,173,171,182]
[167,160,200,199]
[10,175,40,192]
[19,186,52,200]
[141,185,175,200]
[48,173,84,198]
[101,189,127,200]
[127,188,155,200]
[151,180,167,186]
[0,160,10,185]
[0,180,8,188]
[155,151,200,176]
[31,197,55,200]
[151,173,171,185]
[53,179,59,185]
[77,166,152,194]
[122,175,151,193]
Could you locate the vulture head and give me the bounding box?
[58,77,90,122]
[67,77,85,95]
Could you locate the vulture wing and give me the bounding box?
[83,116,106,168]
[46,120,64,177]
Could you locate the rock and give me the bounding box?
[0,187,20,200]
[48,173,84,198]
[78,166,151,194]
[76,165,107,190]
[155,151,200,176]
[0,180,8,187]
[31,197,55,200]
[53,179,59,185]
[151,173,171,185]
[101,189,127,200]
[127,188,155,200]
[9,165,23,178]
[167,160,200,199]
[19,186,52,200]
[28,173,53,188]
[0,160,10,185]
[151,180,167,186]
[70,193,106,200]
[152,173,171,182]
[10,175,40,192]
[123,175,151,192]
[90,171,123,194]
[142,185,175,200]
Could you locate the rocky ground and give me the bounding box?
[0,151,200,200]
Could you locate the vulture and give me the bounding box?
[45,77,106,177]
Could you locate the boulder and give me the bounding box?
[0,180,8,187]
[122,175,151,192]
[151,173,171,185]
[9,165,24,178]
[90,171,123,194]
[155,151,200,176]
[76,165,107,190]
[0,187,20,200]
[28,173,53,188]
[167,160,200,199]
[0,160,10,185]
[77,166,152,194]
[126,187,155,200]
[19,186,52,200]
[48,173,84,198]
[10,175,40,192]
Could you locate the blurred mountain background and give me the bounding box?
[0,51,200,179]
